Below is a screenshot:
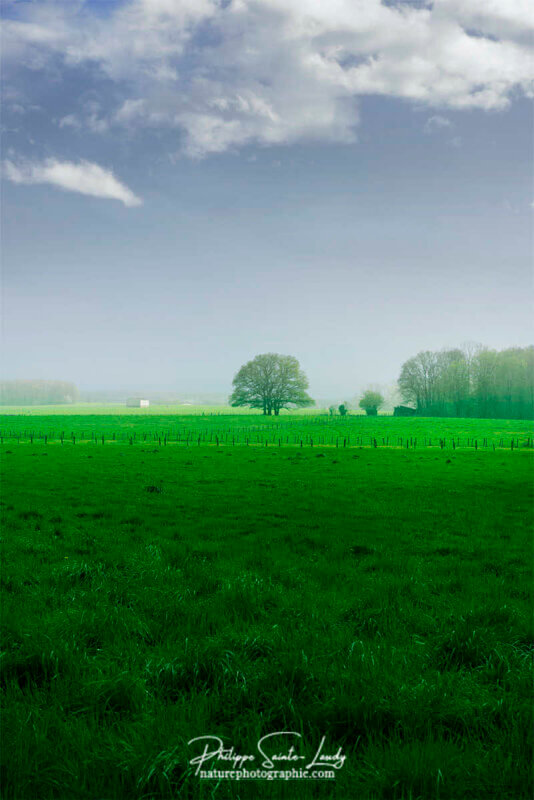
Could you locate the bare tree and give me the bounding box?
[398,351,440,411]
[398,345,534,418]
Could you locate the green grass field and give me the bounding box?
[0,404,286,417]
[1,409,533,799]
[1,406,532,450]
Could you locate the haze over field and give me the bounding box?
[1,0,533,397]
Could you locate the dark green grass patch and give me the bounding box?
[0,444,532,799]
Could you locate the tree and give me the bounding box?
[229,353,314,415]
[398,345,534,419]
[359,390,384,416]
[0,380,79,405]
[435,349,469,416]
[338,403,348,416]
[398,351,440,412]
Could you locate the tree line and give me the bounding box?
[230,347,533,419]
[3,345,532,419]
[0,380,79,405]
[398,345,534,419]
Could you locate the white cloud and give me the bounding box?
[3,158,142,207]
[59,101,109,134]
[58,114,81,130]
[424,114,453,133]
[3,0,533,157]
[433,0,534,44]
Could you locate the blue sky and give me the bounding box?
[1,0,533,398]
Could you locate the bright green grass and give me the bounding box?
[1,441,532,799]
[1,409,533,450]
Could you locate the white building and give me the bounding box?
[126,398,150,408]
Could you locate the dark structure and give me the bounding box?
[394,405,416,417]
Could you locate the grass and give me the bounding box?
[0,404,322,416]
[0,412,533,799]
[0,408,532,450]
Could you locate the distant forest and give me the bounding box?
[0,380,79,406]
[399,346,534,420]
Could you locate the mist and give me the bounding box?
[2,5,533,401]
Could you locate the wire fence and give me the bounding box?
[1,429,532,451]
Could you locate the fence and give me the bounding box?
[0,429,532,451]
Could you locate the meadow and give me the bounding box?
[1,405,532,450]
[1,408,533,799]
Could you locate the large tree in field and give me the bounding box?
[230,353,314,415]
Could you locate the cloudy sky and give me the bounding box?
[2,0,533,397]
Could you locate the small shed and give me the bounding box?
[126,398,150,408]
[394,405,416,417]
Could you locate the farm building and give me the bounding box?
[394,405,416,417]
[126,398,150,408]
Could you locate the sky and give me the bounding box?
[1,0,533,398]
